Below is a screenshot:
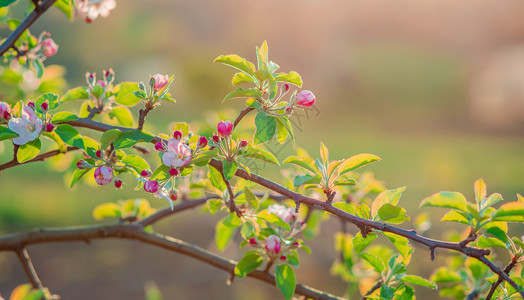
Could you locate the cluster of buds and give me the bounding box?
[86,68,115,90]
[140,170,179,204]
[211,120,248,160]
[76,0,117,23]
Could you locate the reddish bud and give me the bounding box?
[94,166,112,185]
[86,72,96,86]
[285,106,293,114]
[212,134,220,144]
[249,238,258,246]
[265,235,281,253]
[296,90,316,107]
[104,68,114,82]
[217,120,233,137]
[41,101,49,111]
[40,38,58,57]
[155,141,166,151]
[114,178,123,188]
[76,160,89,170]
[95,149,103,159]
[280,255,287,261]
[173,130,182,140]
[45,123,54,132]
[168,168,179,177]
[239,140,248,148]
[169,190,178,201]
[144,180,159,193]
[151,74,169,91]
[140,170,151,177]
[283,83,290,93]
[197,136,208,148]
[0,102,10,121]
[27,101,35,110]
[96,80,106,88]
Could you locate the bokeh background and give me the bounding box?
[1,0,524,299]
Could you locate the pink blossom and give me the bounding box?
[168,168,179,177]
[265,235,281,253]
[197,136,208,148]
[161,139,192,168]
[217,120,233,137]
[0,102,11,121]
[77,0,117,22]
[144,180,159,193]
[296,90,315,107]
[8,106,43,145]
[94,166,112,185]
[268,204,297,224]
[40,38,58,57]
[151,74,169,91]
[45,123,54,132]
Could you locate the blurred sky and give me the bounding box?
[1,0,524,299]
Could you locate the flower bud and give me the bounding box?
[94,166,112,185]
[104,68,114,83]
[265,235,281,253]
[280,255,287,261]
[76,159,89,170]
[27,101,35,110]
[169,190,178,201]
[151,74,168,91]
[285,106,293,115]
[212,134,220,144]
[173,130,182,140]
[249,238,258,246]
[45,123,54,132]
[114,178,123,189]
[144,180,159,193]
[197,136,208,148]
[41,101,49,112]
[95,149,103,159]
[40,38,58,57]
[96,80,106,88]
[86,72,96,87]
[239,140,248,148]
[140,170,151,177]
[168,168,179,177]
[282,83,290,93]
[155,141,166,151]
[296,90,315,107]
[0,102,11,121]
[217,120,233,137]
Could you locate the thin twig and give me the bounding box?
[485,256,519,300]
[137,107,153,130]
[0,146,79,171]
[16,247,45,291]
[361,279,383,299]
[233,107,254,128]
[139,196,217,227]
[218,167,241,216]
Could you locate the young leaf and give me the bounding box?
[240,221,256,239]
[113,130,155,149]
[215,217,237,251]
[353,232,377,254]
[257,210,291,231]
[0,126,18,141]
[282,156,317,173]
[492,201,524,222]
[360,253,385,273]
[440,210,469,225]
[383,232,411,257]
[223,88,263,102]
[93,203,121,220]
[474,178,487,207]
[16,138,41,163]
[419,191,468,212]
[214,54,257,77]
[275,71,303,87]
[113,82,142,106]
[241,146,279,165]
[232,72,255,85]
[110,106,134,127]
[122,155,150,174]
[100,129,122,149]
[54,0,74,19]
[401,275,437,290]
[254,111,277,144]
[333,202,356,215]
[477,236,506,248]
[338,153,381,175]
[244,186,259,209]
[275,264,296,300]
[371,187,406,218]
[51,111,79,123]
[319,142,329,166]
[222,159,237,181]
[70,168,91,187]
[208,166,227,191]
[276,116,295,145]
[55,124,84,149]
[377,204,410,224]
[235,251,264,278]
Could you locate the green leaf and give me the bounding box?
[383,232,411,257]
[122,155,150,174]
[360,253,385,273]
[215,54,256,76]
[377,204,410,224]
[430,267,462,283]
[240,221,255,239]
[419,191,468,212]
[275,71,303,87]
[93,203,121,220]
[275,264,296,300]
[223,213,242,227]
[54,0,74,19]
[235,251,263,278]
[191,148,218,166]
[286,250,300,268]
[100,129,122,149]
[60,86,89,103]
[477,235,506,248]
[333,202,356,215]
[401,275,437,289]
[492,201,524,222]
[282,156,317,173]
[293,174,321,187]
[35,93,59,111]
[0,0,18,7]
[440,210,469,225]
[244,186,259,209]
[338,153,381,175]
[31,59,43,78]
[353,232,377,254]
[113,130,154,149]
[55,124,84,149]
[257,210,291,231]
[276,116,295,145]
[207,199,222,215]
[51,111,78,123]
[151,165,170,181]
[319,142,329,166]
[222,160,237,181]
[256,41,269,70]
[223,88,263,102]
[215,217,236,251]
[0,126,18,141]
[254,111,277,144]
[393,284,415,300]
[232,72,255,85]
[355,203,371,219]
[241,146,280,165]
[275,117,288,144]
[484,193,503,210]
[114,82,142,106]
[474,178,487,207]
[16,138,41,163]
[70,168,91,187]
[110,106,134,127]
[208,166,226,191]
[485,227,508,243]
[371,187,406,218]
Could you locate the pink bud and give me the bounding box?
[155,141,166,151]
[27,101,35,110]
[140,170,151,177]
[197,136,208,148]
[169,190,178,201]
[212,134,220,144]
[151,74,169,91]
[45,123,54,132]
[0,102,11,121]
[41,38,58,57]
[280,255,287,261]
[239,140,248,148]
[114,178,123,189]
[144,180,159,193]
[86,72,96,86]
[173,130,182,140]
[296,90,315,107]
[3,111,10,120]
[283,83,290,93]
[104,68,114,81]
[94,166,112,185]
[168,168,179,177]
[249,238,258,246]
[265,235,281,253]
[95,150,102,159]
[76,160,89,170]
[217,120,233,137]
[96,80,106,88]
[41,101,48,111]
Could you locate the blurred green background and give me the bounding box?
[1,0,524,299]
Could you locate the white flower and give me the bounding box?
[162,139,192,168]
[268,204,297,224]
[8,106,43,145]
[77,0,117,22]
